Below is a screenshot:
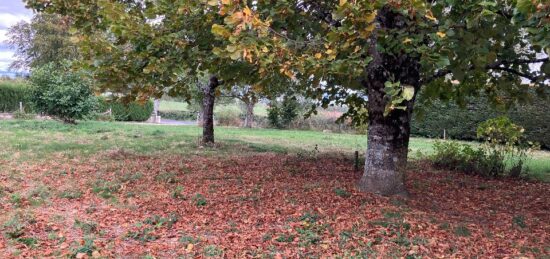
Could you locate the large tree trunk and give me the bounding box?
[243,100,255,128]
[202,76,219,145]
[358,84,414,196]
[358,6,421,196]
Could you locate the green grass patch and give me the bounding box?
[0,120,548,181]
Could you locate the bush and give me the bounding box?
[127,102,154,121]
[159,111,197,121]
[98,98,153,122]
[431,117,535,178]
[412,94,550,149]
[267,105,281,128]
[216,108,241,126]
[267,97,300,129]
[432,141,512,177]
[0,80,32,112]
[477,117,534,177]
[30,63,97,123]
[13,111,36,120]
[288,113,356,133]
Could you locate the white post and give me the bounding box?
[19,102,23,113]
[153,99,161,123]
[443,129,447,140]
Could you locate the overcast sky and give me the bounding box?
[0,0,33,71]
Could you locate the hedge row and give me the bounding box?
[99,98,154,122]
[412,96,550,149]
[0,81,32,112]
[159,110,197,121]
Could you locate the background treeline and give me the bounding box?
[412,95,550,149]
[2,78,548,148]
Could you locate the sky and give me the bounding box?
[0,0,33,71]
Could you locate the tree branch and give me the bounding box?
[423,57,549,85]
[500,57,548,65]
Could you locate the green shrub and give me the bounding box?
[431,117,535,177]
[98,98,153,122]
[432,141,513,177]
[0,80,32,112]
[216,108,241,126]
[267,96,300,129]
[159,110,197,121]
[13,111,36,120]
[127,101,154,121]
[477,117,534,177]
[30,63,97,123]
[267,105,281,128]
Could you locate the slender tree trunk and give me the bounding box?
[358,6,420,196]
[197,105,204,126]
[202,76,219,145]
[243,100,255,128]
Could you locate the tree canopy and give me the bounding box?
[24,0,549,195]
[7,13,79,70]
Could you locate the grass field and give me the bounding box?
[0,120,548,181]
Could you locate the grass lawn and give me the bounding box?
[0,119,548,257]
[0,120,548,181]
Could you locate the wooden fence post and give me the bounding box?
[354,151,359,172]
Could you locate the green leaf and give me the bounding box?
[211,24,230,37]
[542,62,550,75]
[402,86,415,101]
[516,0,534,14]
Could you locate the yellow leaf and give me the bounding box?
[403,38,412,44]
[365,11,377,23]
[230,50,241,60]
[212,24,230,37]
[186,243,194,252]
[243,7,252,17]
[207,0,218,6]
[436,31,446,38]
[326,49,334,55]
[314,53,322,59]
[425,11,437,22]
[221,0,230,4]
[339,0,348,6]
[365,23,376,33]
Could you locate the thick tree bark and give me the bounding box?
[358,87,414,196]
[202,76,219,145]
[358,6,421,196]
[243,100,255,128]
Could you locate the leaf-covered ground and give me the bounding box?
[0,151,548,258]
